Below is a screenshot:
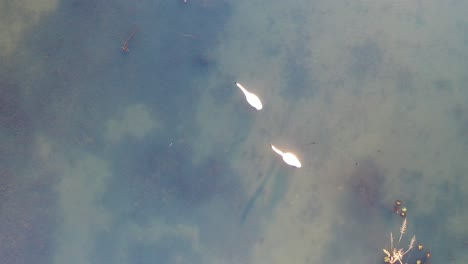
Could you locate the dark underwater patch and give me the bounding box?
[126,235,202,264]
[321,159,388,264]
[349,40,383,81]
[281,52,318,100]
[0,166,58,264]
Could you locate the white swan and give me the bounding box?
[271,144,302,168]
[235,82,263,110]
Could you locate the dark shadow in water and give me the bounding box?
[126,236,202,264]
[433,78,453,93]
[349,40,383,82]
[348,159,386,209]
[395,66,415,94]
[281,50,319,100]
[0,166,59,264]
[451,104,468,145]
[241,165,291,225]
[322,159,389,264]
[0,78,34,162]
[241,173,272,224]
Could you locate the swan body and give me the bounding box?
[271,144,302,168]
[235,82,263,110]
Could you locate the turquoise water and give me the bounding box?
[1,0,468,263]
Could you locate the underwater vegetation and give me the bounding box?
[382,218,416,264]
[383,206,432,264]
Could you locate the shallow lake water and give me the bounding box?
[1,0,467,263]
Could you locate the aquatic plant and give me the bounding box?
[383,218,416,264]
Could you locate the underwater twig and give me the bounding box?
[398,218,407,245]
[176,32,198,40]
[121,25,138,53]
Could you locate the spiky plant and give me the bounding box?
[383,219,416,264]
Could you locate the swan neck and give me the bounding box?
[271,145,284,156]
